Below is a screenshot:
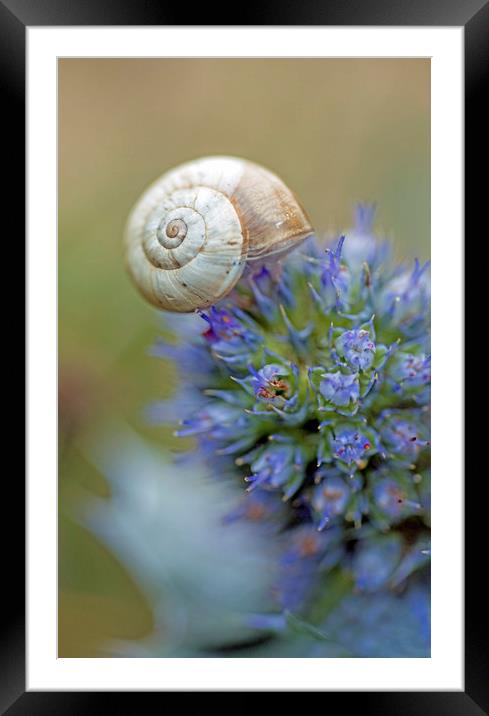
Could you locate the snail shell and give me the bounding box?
[125,156,313,312]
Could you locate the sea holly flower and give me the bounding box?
[335,327,376,371]
[390,352,431,387]
[319,371,360,409]
[150,205,431,655]
[315,422,378,479]
[388,352,431,404]
[200,306,246,343]
[233,360,305,420]
[330,427,374,466]
[243,442,308,501]
[378,410,430,463]
[250,363,294,405]
[198,306,262,367]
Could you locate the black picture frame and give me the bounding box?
[5,0,483,711]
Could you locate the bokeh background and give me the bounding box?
[58,58,430,656]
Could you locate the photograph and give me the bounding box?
[58,57,431,659]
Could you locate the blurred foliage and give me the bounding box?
[58,58,429,656]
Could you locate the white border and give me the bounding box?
[27,27,463,691]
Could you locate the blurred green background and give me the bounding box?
[58,58,430,656]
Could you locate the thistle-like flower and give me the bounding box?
[152,205,431,656]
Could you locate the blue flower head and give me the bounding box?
[151,205,431,655]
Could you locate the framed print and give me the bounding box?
[4,0,484,710]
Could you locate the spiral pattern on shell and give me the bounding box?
[125,156,313,312]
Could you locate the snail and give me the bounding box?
[124,156,313,312]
